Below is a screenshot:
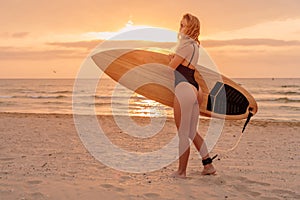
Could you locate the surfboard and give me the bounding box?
[91,48,258,120]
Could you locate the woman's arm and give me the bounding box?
[168,54,185,70]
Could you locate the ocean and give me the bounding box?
[0,78,299,122]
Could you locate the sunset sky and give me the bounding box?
[1,0,300,78]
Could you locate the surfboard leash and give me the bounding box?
[215,108,254,154]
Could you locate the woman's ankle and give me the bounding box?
[203,163,214,169]
[202,154,218,166]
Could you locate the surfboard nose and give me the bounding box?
[91,49,135,71]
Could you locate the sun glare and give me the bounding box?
[83,20,177,42]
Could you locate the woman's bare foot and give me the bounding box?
[171,170,186,179]
[201,164,216,175]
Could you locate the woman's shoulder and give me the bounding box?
[176,43,195,55]
[184,43,199,51]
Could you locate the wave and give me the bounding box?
[0,95,68,99]
[49,90,72,94]
[279,106,300,111]
[41,101,69,105]
[19,90,72,94]
[250,89,300,95]
[258,97,300,103]
[28,95,68,99]
[94,95,146,100]
[281,85,299,88]
[275,91,300,95]
[0,95,15,99]
[72,102,125,107]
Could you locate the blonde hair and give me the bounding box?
[181,13,201,45]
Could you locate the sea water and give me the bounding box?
[0,78,299,122]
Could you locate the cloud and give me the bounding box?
[0,47,87,60]
[47,40,175,50]
[207,18,300,41]
[202,38,300,48]
[0,32,30,38]
[0,40,175,60]
[47,40,101,50]
[11,32,30,38]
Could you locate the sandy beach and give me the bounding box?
[0,113,299,200]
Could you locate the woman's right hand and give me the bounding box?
[168,53,175,62]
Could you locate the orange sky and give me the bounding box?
[1,0,300,78]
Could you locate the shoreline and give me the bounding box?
[1,111,299,124]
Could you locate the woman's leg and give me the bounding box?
[173,96,190,177]
[188,102,209,159]
[189,90,216,174]
[188,88,209,158]
[173,82,198,177]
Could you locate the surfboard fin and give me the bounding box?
[242,108,253,133]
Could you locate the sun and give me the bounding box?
[118,19,154,33]
[125,20,134,28]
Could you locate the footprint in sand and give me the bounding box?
[27,180,43,185]
[119,175,132,183]
[29,192,45,199]
[271,189,300,199]
[0,157,15,162]
[232,184,261,197]
[143,193,160,199]
[228,176,274,198]
[236,176,271,187]
[100,183,114,189]
[114,187,125,192]
[100,184,124,193]
[260,197,281,200]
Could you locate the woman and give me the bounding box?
[169,13,216,178]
